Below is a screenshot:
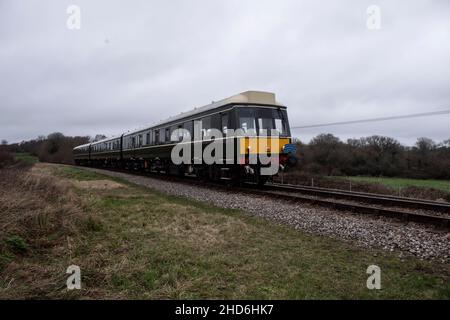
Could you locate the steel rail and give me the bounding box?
[263,183,450,213]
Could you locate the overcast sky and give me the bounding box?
[1,0,449,145]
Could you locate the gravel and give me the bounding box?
[85,168,450,262]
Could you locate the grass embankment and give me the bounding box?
[1,164,449,299]
[344,176,450,194]
[13,153,39,165]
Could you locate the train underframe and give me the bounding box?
[74,155,290,185]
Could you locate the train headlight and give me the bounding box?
[283,144,297,154]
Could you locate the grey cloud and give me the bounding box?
[1,0,449,145]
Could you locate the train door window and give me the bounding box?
[131,136,136,148]
[201,116,211,139]
[211,114,220,133]
[165,128,170,142]
[146,132,150,145]
[169,126,178,142]
[183,121,193,140]
[221,113,229,134]
[176,125,183,141]
[138,134,143,147]
[155,130,160,144]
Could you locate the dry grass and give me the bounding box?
[74,180,125,191]
[0,165,95,298]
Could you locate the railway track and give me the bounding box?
[241,183,450,230]
[266,183,450,213]
[76,165,450,230]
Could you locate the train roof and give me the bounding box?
[124,91,285,136]
[73,135,122,150]
[153,91,284,127]
[73,143,91,150]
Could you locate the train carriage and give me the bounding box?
[73,91,297,184]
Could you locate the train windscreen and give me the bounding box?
[237,107,289,137]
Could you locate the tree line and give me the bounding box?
[295,134,450,179]
[3,133,102,165]
[2,132,450,180]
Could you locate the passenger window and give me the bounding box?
[201,116,211,138]
[155,130,160,144]
[183,121,193,140]
[146,133,150,145]
[170,126,179,142]
[221,113,229,134]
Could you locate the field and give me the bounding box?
[0,163,449,299]
[344,176,450,194]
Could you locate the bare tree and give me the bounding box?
[92,134,107,142]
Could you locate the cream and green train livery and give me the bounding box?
[74,91,297,184]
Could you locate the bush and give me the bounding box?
[0,167,85,255]
[5,236,28,254]
[0,148,14,169]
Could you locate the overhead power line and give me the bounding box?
[291,109,450,130]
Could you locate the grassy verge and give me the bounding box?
[1,164,449,299]
[343,176,450,193]
[56,165,108,181]
[13,153,39,165]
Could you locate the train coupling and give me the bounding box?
[244,165,255,175]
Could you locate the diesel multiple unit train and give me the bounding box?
[73,91,297,184]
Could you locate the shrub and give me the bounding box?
[0,148,14,169]
[4,236,28,254]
